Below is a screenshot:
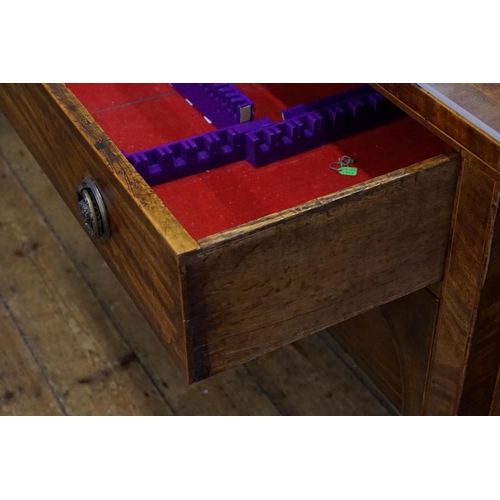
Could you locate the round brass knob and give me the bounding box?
[76,177,110,240]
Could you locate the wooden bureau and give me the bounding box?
[1,83,499,415]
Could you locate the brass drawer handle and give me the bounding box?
[76,177,110,240]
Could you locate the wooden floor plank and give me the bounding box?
[328,307,403,410]
[0,111,391,416]
[0,300,65,416]
[0,157,175,416]
[245,334,393,416]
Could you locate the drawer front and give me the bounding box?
[184,153,459,379]
[1,83,460,383]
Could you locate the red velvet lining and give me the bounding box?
[85,91,215,152]
[67,84,453,240]
[66,83,174,113]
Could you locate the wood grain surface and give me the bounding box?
[491,374,500,416]
[423,153,500,415]
[375,83,500,415]
[185,153,460,379]
[0,111,393,415]
[427,83,500,135]
[329,288,439,415]
[330,305,403,410]
[0,143,174,415]
[0,300,65,416]
[0,83,198,379]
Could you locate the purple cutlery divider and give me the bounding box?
[281,85,375,120]
[246,112,329,167]
[125,118,273,185]
[172,83,254,128]
[126,85,406,183]
[246,87,406,167]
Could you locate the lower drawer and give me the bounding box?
[0,83,460,382]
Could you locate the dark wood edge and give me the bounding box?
[196,152,460,251]
[490,366,500,415]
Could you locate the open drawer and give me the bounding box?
[0,83,460,382]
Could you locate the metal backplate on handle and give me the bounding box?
[75,177,110,240]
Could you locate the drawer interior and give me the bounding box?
[66,83,453,240]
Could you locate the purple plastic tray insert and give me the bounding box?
[125,118,273,185]
[125,85,407,182]
[172,83,254,128]
[246,86,406,167]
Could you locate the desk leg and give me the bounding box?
[423,153,500,415]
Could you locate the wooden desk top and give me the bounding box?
[419,83,500,141]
